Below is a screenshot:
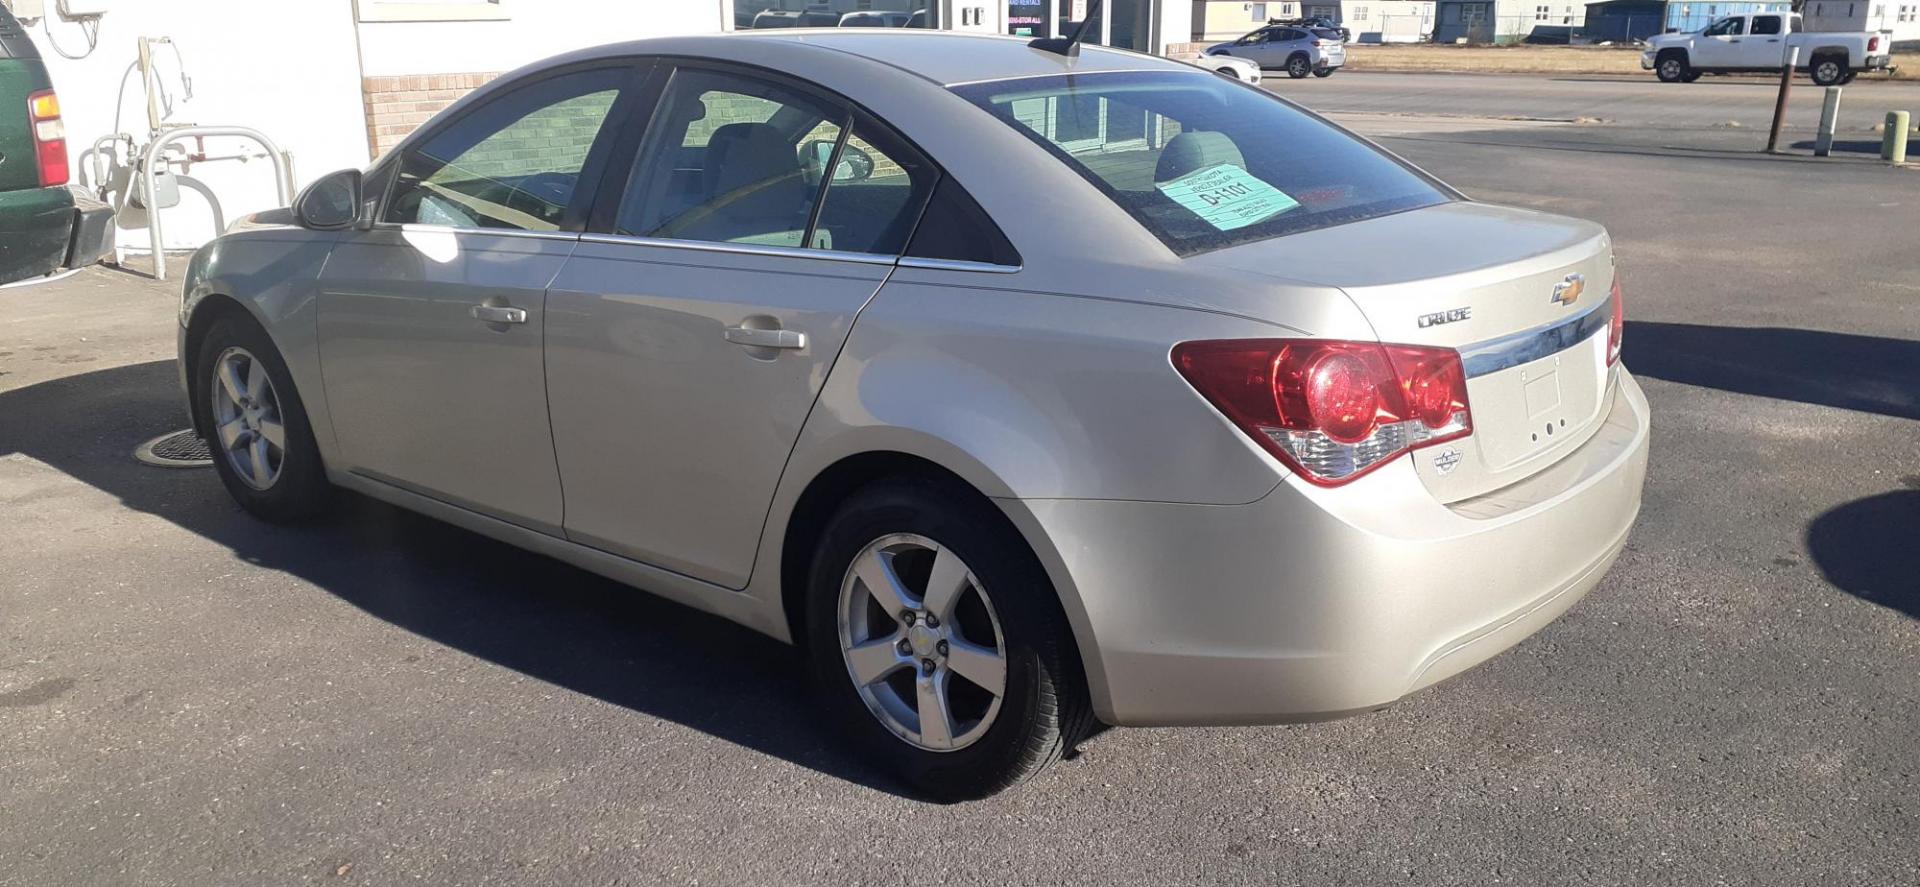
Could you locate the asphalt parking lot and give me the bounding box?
[4,74,1917,885]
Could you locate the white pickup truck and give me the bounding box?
[1641,12,1893,86]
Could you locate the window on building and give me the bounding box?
[384,68,624,230]
[1536,4,1550,19]
[1250,3,1268,21]
[732,0,931,29]
[1354,6,1369,21]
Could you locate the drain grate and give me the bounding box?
[134,429,213,468]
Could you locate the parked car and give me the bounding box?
[0,8,111,287]
[1641,12,1892,85]
[179,30,1648,800]
[1208,24,1346,78]
[1196,52,1262,84]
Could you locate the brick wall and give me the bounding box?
[361,73,501,159]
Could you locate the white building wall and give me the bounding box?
[22,0,372,251]
[355,0,726,77]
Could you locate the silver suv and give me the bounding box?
[1208,24,1347,79]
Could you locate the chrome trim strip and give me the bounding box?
[577,233,898,266]
[1458,303,1610,379]
[376,222,581,242]
[895,256,1023,274]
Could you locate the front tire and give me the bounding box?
[1656,52,1690,83]
[805,478,1091,801]
[1286,54,1312,79]
[193,313,331,522]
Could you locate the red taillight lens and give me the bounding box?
[1606,276,1624,366]
[27,90,68,188]
[1869,35,1881,52]
[1173,339,1472,486]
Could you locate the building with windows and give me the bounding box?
[1431,0,1584,42]
[1339,1,1438,42]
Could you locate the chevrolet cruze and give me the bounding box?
[177,30,1650,800]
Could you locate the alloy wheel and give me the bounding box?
[838,533,1007,752]
[209,346,286,490]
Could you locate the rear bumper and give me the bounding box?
[0,185,74,286]
[1018,369,1651,727]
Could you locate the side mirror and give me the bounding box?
[801,140,877,183]
[294,168,363,230]
[830,144,875,183]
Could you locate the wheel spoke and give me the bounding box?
[853,550,915,620]
[945,637,1005,696]
[216,417,248,450]
[921,545,970,624]
[916,673,955,749]
[244,359,267,402]
[217,359,247,406]
[248,436,271,486]
[845,635,906,687]
[256,418,286,450]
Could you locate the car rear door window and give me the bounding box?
[1752,15,1781,34]
[616,68,845,249]
[809,120,937,256]
[615,67,936,256]
[384,68,625,231]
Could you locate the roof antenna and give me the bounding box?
[1028,0,1103,58]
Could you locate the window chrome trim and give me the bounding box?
[372,222,581,242]
[1457,302,1611,379]
[576,233,899,265]
[895,256,1023,274]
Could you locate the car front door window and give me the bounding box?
[384,69,624,231]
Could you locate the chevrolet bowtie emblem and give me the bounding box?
[1550,273,1585,307]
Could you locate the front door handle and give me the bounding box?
[471,305,527,324]
[724,326,806,350]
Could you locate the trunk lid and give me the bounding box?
[1193,201,1617,502]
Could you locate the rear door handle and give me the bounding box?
[724,326,806,350]
[471,305,527,324]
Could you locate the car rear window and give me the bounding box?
[951,71,1449,256]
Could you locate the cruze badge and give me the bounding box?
[1550,272,1585,307]
[1433,448,1462,475]
[1417,307,1471,328]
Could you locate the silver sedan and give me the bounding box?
[178,30,1649,800]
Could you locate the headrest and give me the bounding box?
[1155,130,1246,182]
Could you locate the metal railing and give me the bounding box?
[139,126,292,281]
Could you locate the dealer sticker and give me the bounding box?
[1154,163,1300,232]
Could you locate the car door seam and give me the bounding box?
[736,260,902,591]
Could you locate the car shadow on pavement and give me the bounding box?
[1622,321,1920,421]
[0,359,918,798]
[1806,488,1920,619]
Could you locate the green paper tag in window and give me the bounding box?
[1154,164,1300,232]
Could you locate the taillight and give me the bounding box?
[1869,35,1881,52]
[1172,339,1472,486]
[1606,276,1624,366]
[1311,40,1326,46]
[27,90,68,188]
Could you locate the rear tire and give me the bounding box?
[804,477,1091,801]
[1656,52,1690,83]
[193,313,331,523]
[1811,56,1848,87]
[1286,54,1312,79]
